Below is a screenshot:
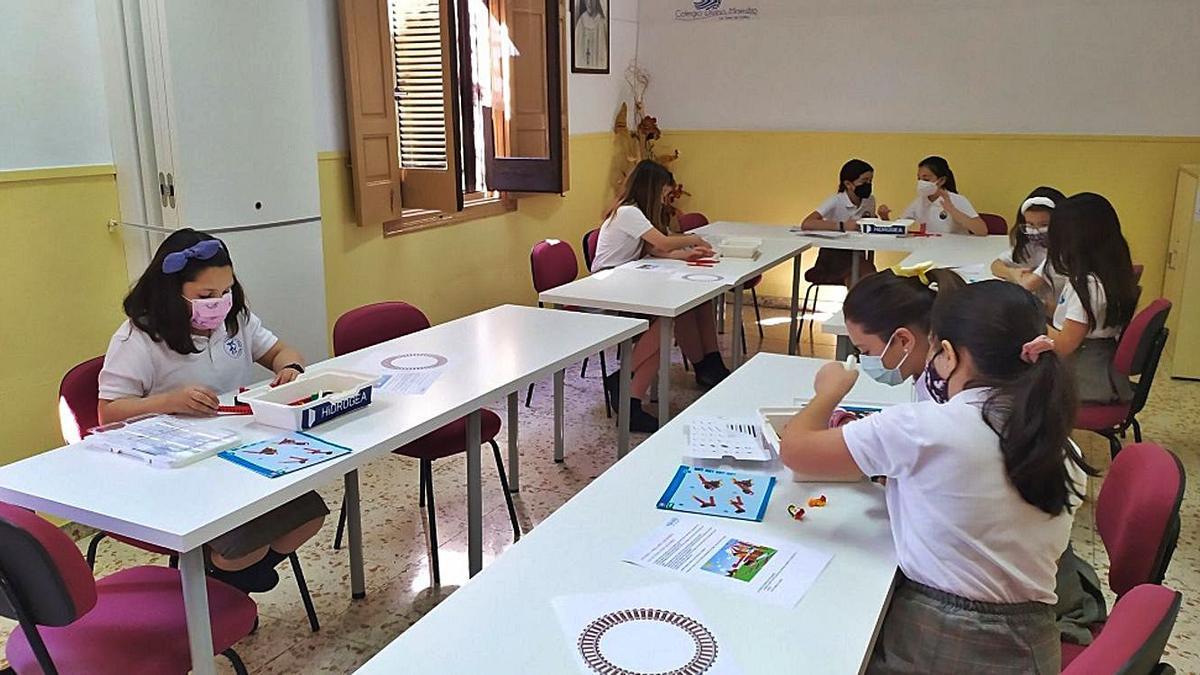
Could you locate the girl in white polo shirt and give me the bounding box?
[900,156,987,235]
[799,159,886,285]
[781,280,1092,673]
[98,229,327,594]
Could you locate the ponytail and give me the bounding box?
[931,281,1096,515]
[843,266,965,340]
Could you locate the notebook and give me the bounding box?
[657,465,776,522]
[220,432,351,478]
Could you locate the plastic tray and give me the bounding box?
[239,370,377,431]
[713,237,762,259]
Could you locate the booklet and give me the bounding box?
[657,465,776,522]
[220,432,351,478]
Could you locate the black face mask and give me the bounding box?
[924,349,953,404]
[853,183,873,199]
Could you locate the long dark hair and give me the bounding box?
[843,268,966,339]
[931,281,1095,515]
[1046,193,1137,331]
[123,229,247,355]
[1010,186,1065,265]
[837,159,873,193]
[605,160,675,233]
[918,155,958,193]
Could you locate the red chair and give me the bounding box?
[527,239,612,416]
[1060,442,1185,669]
[678,212,763,353]
[0,503,257,674]
[1075,299,1171,457]
[980,212,1008,235]
[60,357,320,632]
[582,228,600,272]
[1062,584,1181,674]
[329,302,519,585]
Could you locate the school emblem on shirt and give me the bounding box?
[224,337,245,359]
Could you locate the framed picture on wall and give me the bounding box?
[571,0,610,74]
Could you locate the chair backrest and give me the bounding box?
[1062,584,1181,675]
[1096,443,1186,596]
[677,212,709,232]
[979,212,1008,235]
[1114,298,1171,378]
[582,228,600,272]
[58,356,105,444]
[529,239,579,293]
[0,503,97,628]
[332,302,431,356]
[1132,264,1145,284]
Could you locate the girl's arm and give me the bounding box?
[937,190,988,235]
[991,259,1028,282]
[98,386,220,424]
[800,210,860,232]
[779,363,865,481]
[258,340,306,385]
[642,228,713,258]
[1048,319,1088,357]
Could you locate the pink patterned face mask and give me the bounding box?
[187,293,233,330]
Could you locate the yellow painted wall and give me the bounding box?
[0,166,129,464]
[664,130,1200,301]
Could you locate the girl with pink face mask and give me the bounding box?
[97,228,326,593]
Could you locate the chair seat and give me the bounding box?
[1061,624,1104,668]
[1076,402,1131,432]
[6,566,257,675]
[744,274,763,289]
[805,267,847,285]
[396,409,502,461]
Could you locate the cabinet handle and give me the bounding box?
[1168,250,1176,270]
[159,172,168,207]
[167,173,176,208]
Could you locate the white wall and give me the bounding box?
[637,0,1200,136]
[308,0,640,152]
[0,1,113,170]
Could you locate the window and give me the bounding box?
[340,0,569,233]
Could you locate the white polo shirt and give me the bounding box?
[814,191,876,225]
[99,312,279,400]
[1052,273,1122,339]
[901,192,979,234]
[592,205,655,271]
[842,387,1078,604]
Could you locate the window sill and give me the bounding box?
[383,196,516,237]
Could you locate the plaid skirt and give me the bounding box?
[867,575,1060,675]
[208,490,329,559]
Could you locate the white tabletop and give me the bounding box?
[358,353,912,674]
[0,305,647,552]
[538,266,731,317]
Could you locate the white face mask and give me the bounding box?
[917,179,938,197]
[858,332,911,386]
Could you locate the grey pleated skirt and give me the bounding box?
[1069,338,1133,404]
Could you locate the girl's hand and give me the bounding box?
[1017,269,1044,293]
[272,367,302,386]
[166,385,220,416]
[813,361,859,401]
[877,204,891,220]
[685,234,709,248]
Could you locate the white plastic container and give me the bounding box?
[714,237,762,259]
[239,370,378,431]
[858,218,916,235]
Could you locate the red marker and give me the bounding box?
[217,404,252,415]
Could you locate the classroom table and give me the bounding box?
[0,305,645,675]
[357,353,913,674]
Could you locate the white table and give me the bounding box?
[358,353,912,674]
[0,305,646,675]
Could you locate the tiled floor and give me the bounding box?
[2,303,1197,673]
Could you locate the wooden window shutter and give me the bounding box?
[391,0,464,213]
[484,0,568,194]
[340,0,404,228]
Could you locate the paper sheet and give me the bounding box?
[950,263,992,283]
[619,260,675,275]
[552,583,743,675]
[685,417,773,462]
[354,351,448,396]
[673,269,728,283]
[375,370,442,395]
[623,516,833,608]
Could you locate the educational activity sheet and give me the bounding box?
[618,260,674,275]
[672,270,728,283]
[552,583,743,675]
[371,352,448,396]
[658,465,776,522]
[685,417,773,462]
[219,432,351,478]
[623,516,833,609]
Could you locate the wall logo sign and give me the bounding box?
[677,0,758,21]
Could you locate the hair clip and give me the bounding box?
[890,261,934,286]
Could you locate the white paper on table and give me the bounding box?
[672,269,728,283]
[374,370,442,395]
[552,583,743,675]
[618,260,675,275]
[623,516,833,608]
[685,417,773,462]
[950,263,992,283]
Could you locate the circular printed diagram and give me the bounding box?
[577,608,719,675]
[678,272,723,283]
[380,352,448,372]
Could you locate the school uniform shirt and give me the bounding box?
[995,239,1048,271]
[842,388,1079,604]
[901,193,980,234]
[591,205,654,271]
[99,312,279,400]
[1052,273,1121,339]
[814,191,876,225]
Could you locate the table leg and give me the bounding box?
[180,547,216,675]
[467,409,483,577]
[507,391,519,492]
[836,335,853,360]
[617,338,632,458]
[731,285,745,369]
[851,253,861,286]
[344,470,366,599]
[717,295,726,333]
[789,255,801,355]
[659,317,673,423]
[553,369,565,463]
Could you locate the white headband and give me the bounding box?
[1020,196,1056,214]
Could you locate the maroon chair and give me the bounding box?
[527,239,612,416]
[60,357,320,632]
[678,212,763,353]
[1063,584,1181,675]
[1075,299,1171,457]
[330,302,519,585]
[979,212,1008,235]
[1060,442,1186,669]
[0,503,257,675]
[582,228,600,272]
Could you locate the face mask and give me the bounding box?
[917,179,938,197]
[188,293,233,331]
[1023,225,1049,246]
[859,332,910,386]
[853,182,873,199]
[923,349,952,404]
